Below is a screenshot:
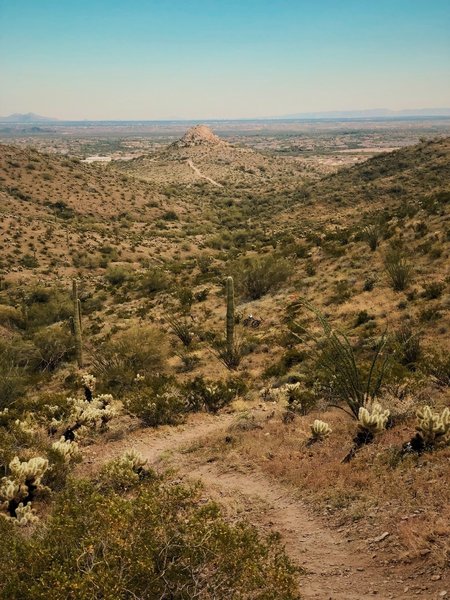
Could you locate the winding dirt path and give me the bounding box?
[81,414,444,600]
[186,159,223,187]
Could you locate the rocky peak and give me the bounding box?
[173,125,226,148]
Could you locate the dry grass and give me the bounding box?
[197,404,450,568]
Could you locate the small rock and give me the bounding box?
[372,531,390,543]
[439,592,448,598]
[431,575,442,581]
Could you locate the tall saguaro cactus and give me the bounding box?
[226,276,235,356]
[72,279,83,368]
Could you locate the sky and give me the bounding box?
[0,0,449,120]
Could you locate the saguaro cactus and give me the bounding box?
[72,279,83,368]
[226,276,235,355]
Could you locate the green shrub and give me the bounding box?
[422,281,445,300]
[394,323,421,370]
[124,375,185,426]
[32,323,74,371]
[384,249,413,291]
[184,376,245,413]
[93,326,168,393]
[140,267,170,294]
[105,265,130,286]
[24,287,72,329]
[424,349,450,386]
[0,477,299,599]
[0,304,24,329]
[233,254,292,300]
[0,361,27,411]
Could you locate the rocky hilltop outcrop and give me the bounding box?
[171,124,227,148]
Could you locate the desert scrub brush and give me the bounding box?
[307,419,332,446]
[99,451,151,491]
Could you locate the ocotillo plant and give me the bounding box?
[72,279,83,368]
[226,276,235,355]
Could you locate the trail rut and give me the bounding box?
[186,159,223,187]
[81,414,445,600]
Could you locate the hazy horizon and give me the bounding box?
[1,0,450,120]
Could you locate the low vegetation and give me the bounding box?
[0,133,449,594]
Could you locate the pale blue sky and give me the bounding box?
[0,0,449,119]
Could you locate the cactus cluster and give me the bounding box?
[63,392,120,440]
[358,403,390,434]
[0,455,49,521]
[415,405,450,448]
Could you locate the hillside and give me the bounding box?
[0,135,449,597]
[114,124,315,190]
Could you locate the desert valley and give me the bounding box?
[0,114,449,598]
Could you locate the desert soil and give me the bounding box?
[81,412,449,600]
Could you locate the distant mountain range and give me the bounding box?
[0,113,58,123]
[1,109,450,123]
[273,108,450,119]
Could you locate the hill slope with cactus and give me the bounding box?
[0,134,449,596]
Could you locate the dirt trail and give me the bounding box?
[186,158,223,187]
[81,414,440,600]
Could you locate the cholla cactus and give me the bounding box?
[358,403,390,434]
[64,392,120,440]
[81,372,96,402]
[119,450,147,472]
[416,405,450,448]
[0,479,22,503]
[14,415,37,436]
[1,455,49,518]
[260,387,280,402]
[15,502,39,526]
[343,403,390,463]
[51,437,81,463]
[310,419,332,441]
[9,456,49,486]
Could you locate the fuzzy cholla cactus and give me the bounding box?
[260,387,280,402]
[310,419,332,441]
[51,437,81,463]
[358,403,390,434]
[81,372,96,402]
[0,456,49,519]
[64,393,120,440]
[416,405,450,448]
[15,502,39,526]
[9,456,49,486]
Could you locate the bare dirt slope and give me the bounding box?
[81,412,449,600]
